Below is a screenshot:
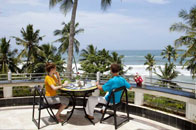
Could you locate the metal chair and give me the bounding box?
[32,85,59,129]
[99,86,129,129]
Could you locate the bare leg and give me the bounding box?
[56,104,67,122]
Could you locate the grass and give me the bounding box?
[144,94,185,116]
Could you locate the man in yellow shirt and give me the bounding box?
[45,63,69,122]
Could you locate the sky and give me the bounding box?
[0,0,195,50]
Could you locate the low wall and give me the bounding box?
[0,97,196,130]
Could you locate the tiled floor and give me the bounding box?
[0,106,179,130]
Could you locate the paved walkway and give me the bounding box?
[0,106,179,130]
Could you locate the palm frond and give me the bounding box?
[101,0,112,10]
[170,22,191,33]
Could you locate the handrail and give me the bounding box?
[0,72,195,93]
[145,77,195,85]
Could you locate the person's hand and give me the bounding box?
[96,81,99,87]
[55,71,60,77]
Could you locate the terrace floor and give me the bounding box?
[0,106,179,130]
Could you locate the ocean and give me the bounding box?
[65,50,195,83]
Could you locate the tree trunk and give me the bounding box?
[67,0,78,79]
[27,51,30,73]
[150,70,152,84]
[26,44,31,73]
[73,54,78,73]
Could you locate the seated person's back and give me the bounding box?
[103,76,130,103]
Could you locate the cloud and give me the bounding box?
[4,0,43,6]
[0,10,179,50]
[123,0,170,4]
[146,0,169,4]
[0,11,150,49]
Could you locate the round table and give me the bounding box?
[60,83,97,125]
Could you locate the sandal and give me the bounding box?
[55,116,64,122]
[60,114,66,117]
[100,109,104,114]
[86,114,94,120]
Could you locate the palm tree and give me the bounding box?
[144,53,156,83]
[0,37,19,73]
[49,0,113,78]
[54,22,84,73]
[12,24,44,73]
[109,52,124,64]
[32,43,66,73]
[170,6,196,78]
[79,44,98,78]
[161,45,178,63]
[181,43,196,78]
[154,63,180,88]
[109,51,127,74]
[50,0,78,78]
[80,45,125,75]
[80,44,97,62]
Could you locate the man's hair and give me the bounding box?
[111,64,120,73]
[45,63,56,73]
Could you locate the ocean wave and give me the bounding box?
[124,56,163,58]
[71,64,192,77]
[123,65,191,76]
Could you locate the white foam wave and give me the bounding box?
[71,64,192,77]
[124,56,166,58]
[124,65,191,76]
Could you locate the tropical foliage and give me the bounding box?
[154,63,180,88]
[80,45,110,73]
[12,24,44,73]
[54,21,84,72]
[49,0,114,78]
[54,22,83,54]
[29,43,66,73]
[144,53,156,82]
[170,6,196,78]
[80,44,125,75]
[0,38,19,73]
[161,45,178,63]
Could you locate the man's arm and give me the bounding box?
[96,81,103,91]
[97,85,103,91]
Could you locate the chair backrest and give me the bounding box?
[108,86,127,105]
[34,85,44,95]
[34,85,49,106]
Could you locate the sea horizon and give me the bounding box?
[60,49,195,83]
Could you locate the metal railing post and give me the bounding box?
[4,70,13,98]
[96,71,100,82]
[8,70,12,82]
[195,82,196,98]
[92,72,100,96]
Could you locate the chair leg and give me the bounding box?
[125,90,129,121]
[126,103,129,121]
[113,107,117,129]
[32,101,35,121]
[38,108,41,129]
[100,107,108,123]
[32,89,36,121]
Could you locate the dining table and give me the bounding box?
[60,81,98,125]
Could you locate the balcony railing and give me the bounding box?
[0,72,196,121]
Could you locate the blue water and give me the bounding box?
[64,50,195,83]
[111,50,176,65]
[71,50,183,65]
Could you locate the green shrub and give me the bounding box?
[13,86,33,97]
